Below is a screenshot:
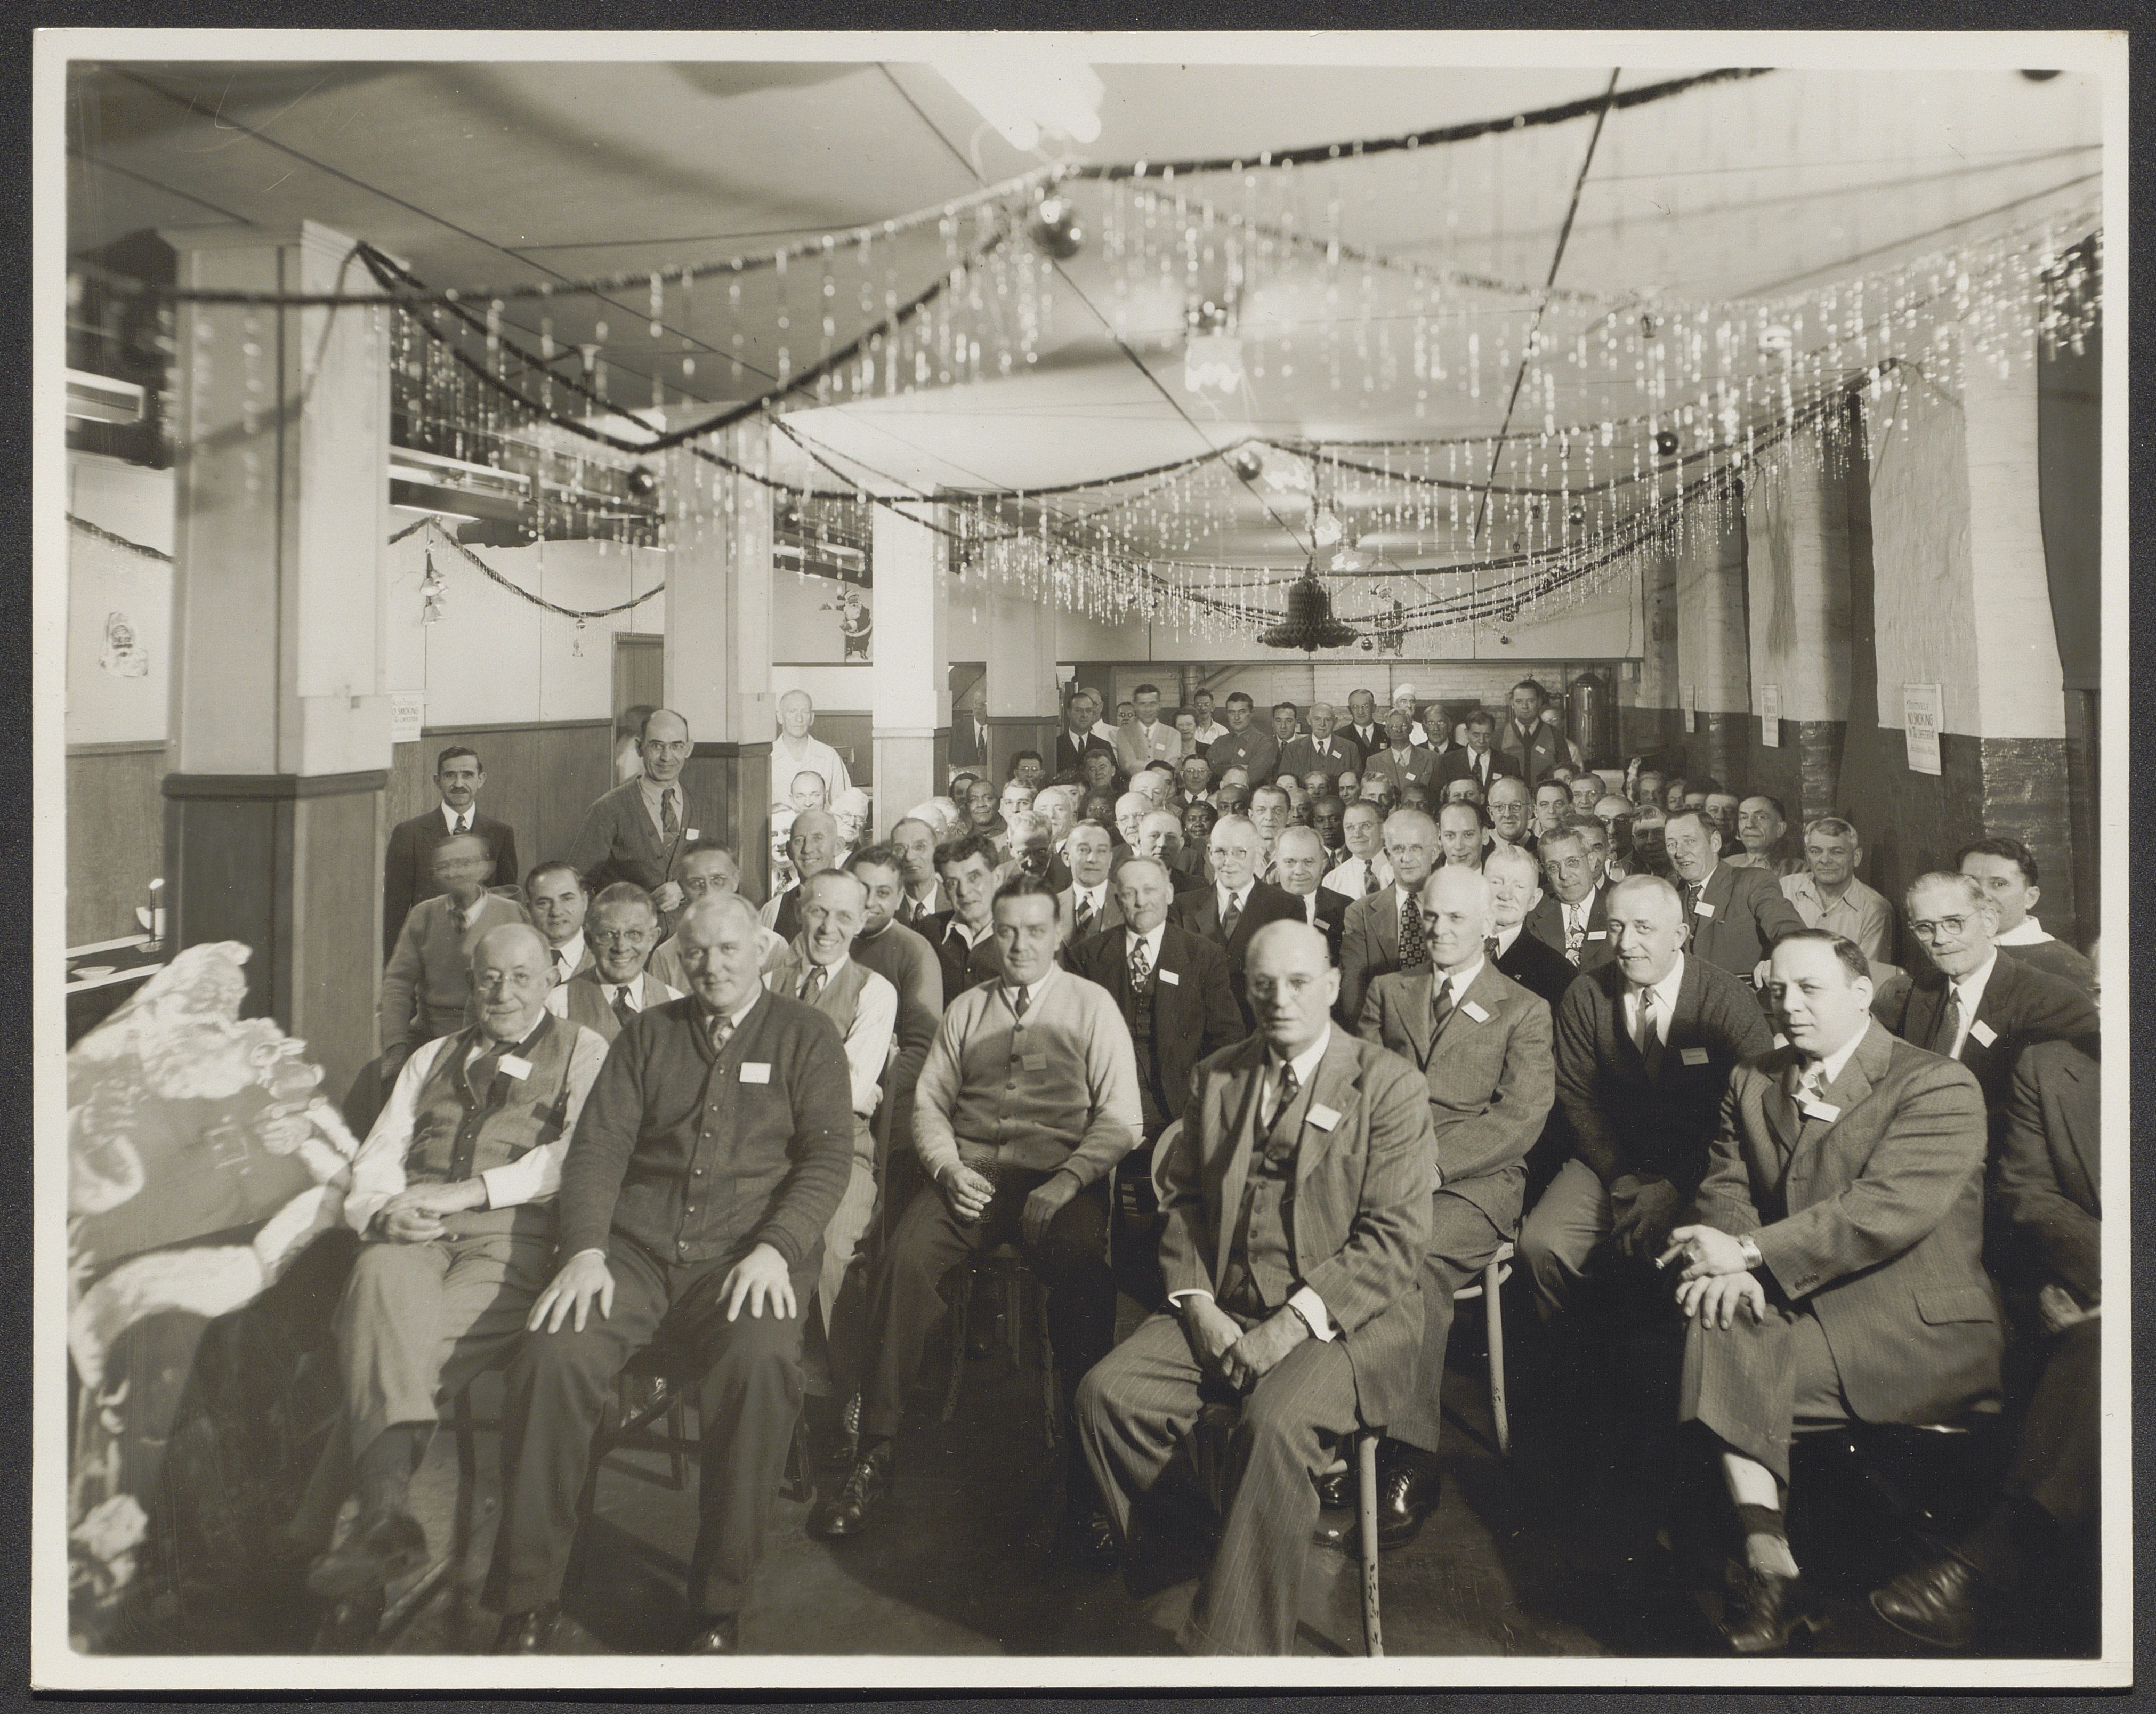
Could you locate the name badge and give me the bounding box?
[1023,1052,1048,1072]
[1157,968,1181,986]
[498,1054,533,1080]
[1679,1046,1710,1066]
[1460,1000,1491,1023]
[685,826,701,842]
[1586,929,1607,940]
[1693,900,1717,919]
[1307,1103,1342,1131]
[1968,1018,1998,1048]
[1800,1099,1842,1122]
[740,1063,772,1084]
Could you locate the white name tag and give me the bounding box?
[740,1063,772,1084]
[685,826,701,842]
[498,1054,533,1080]
[1693,900,1717,919]
[1460,1000,1491,1023]
[1307,1103,1341,1131]
[1679,1046,1710,1066]
[1800,1099,1842,1122]
[1158,968,1180,986]
[1586,929,1607,940]
[1968,1018,1998,1048]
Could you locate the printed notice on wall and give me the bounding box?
[1682,683,1696,733]
[390,692,426,745]
[1902,683,1943,776]
[1760,683,1782,747]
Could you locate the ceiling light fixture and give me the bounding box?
[928,45,1105,152]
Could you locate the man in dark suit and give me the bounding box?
[1272,826,1346,964]
[1958,836,2096,995]
[1357,868,1554,1546]
[483,895,855,1654]
[382,745,521,961]
[1519,875,1773,1323]
[1056,688,1117,779]
[1077,921,1434,1655]
[565,708,703,924]
[920,831,1005,999]
[1337,807,1441,1021]
[1873,872,2098,1149]
[1485,844,1578,1013]
[1438,709,1519,795]
[1525,822,1618,973]
[1872,1037,2101,1648]
[1659,930,1996,1653]
[1134,810,1207,895]
[1358,710,1439,798]
[1342,688,1386,762]
[1056,819,1124,949]
[1664,809,1807,983]
[1170,813,1303,1029]
[1278,701,1359,787]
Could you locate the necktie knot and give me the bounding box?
[801,965,827,1004]
[453,812,469,835]
[708,1011,734,1052]
[1012,984,1031,1018]
[662,788,680,839]
[1268,1060,1302,1130]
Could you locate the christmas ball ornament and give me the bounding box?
[1654,428,1681,457]
[1229,446,1264,482]
[625,466,658,500]
[1029,196,1084,262]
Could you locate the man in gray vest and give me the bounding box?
[304,923,611,1604]
[545,883,683,1042]
[764,869,899,1486]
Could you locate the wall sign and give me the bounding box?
[390,692,426,744]
[1902,682,1943,776]
[1759,682,1781,748]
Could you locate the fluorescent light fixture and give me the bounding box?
[930,45,1104,151]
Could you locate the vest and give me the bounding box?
[557,969,674,1043]
[1115,942,1167,1135]
[406,1011,578,1236]
[1218,1065,1315,1315]
[769,951,879,1163]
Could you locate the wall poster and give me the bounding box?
[772,495,874,664]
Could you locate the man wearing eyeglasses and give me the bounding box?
[545,883,682,1044]
[567,708,704,925]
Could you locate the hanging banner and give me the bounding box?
[1903,683,1944,776]
[1759,683,1782,748]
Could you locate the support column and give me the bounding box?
[665,422,773,895]
[161,221,393,1098]
[870,507,948,828]
[1626,540,1683,763]
[1672,507,1751,790]
[982,582,1060,786]
[1745,443,1852,826]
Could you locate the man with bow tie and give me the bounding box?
[1356,867,1553,1549]
[1658,929,1996,1654]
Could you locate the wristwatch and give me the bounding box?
[1737,1234,1763,1270]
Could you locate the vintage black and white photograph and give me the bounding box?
[36,29,2125,1688]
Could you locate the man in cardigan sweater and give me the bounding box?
[1518,875,1773,1324]
[813,875,1141,1550]
[378,834,531,1072]
[543,883,682,1042]
[485,894,854,1655]
[564,708,702,924]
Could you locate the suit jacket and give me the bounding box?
[1495,925,1580,1014]
[1337,883,1421,1023]
[566,779,707,901]
[923,912,1005,999]
[1068,922,1242,1128]
[1436,746,1519,792]
[381,807,521,961]
[1872,954,2099,1143]
[1055,730,1117,778]
[1991,1039,2100,1304]
[1553,955,1774,1194]
[1524,886,1618,973]
[1684,860,1807,976]
[1342,721,1386,763]
[1168,879,1304,1025]
[1279,734,1359,783]
[1358,960,1554,1236]
[1997,935,2097,996]
[1158,1029,1434,1430]
[1359,746,1438,794]
[1056,884,1126,948]
[1289,890,1348,967]
[1694,1022,2001,1426]
[1206,727,1280,788]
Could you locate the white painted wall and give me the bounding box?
[66,454,175,747]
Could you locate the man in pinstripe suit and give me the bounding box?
[1076,920,1434,1655]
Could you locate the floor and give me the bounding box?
[354,1279,2094,1661]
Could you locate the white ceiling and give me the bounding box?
[68,53,2103,566]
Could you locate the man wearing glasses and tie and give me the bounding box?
[544,882,682,1043]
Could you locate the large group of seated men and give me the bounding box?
[311,676,2102,1656]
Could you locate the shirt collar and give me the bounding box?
[1952,949,2000,1008]
[1269,1025,1333,1087]
[1632,952,1685,1011]
[440,801,475,832]
[637,774,677,814]
[1564,888,1598,923]
[1436,954,1486,997]
[1002,964,1058,1010]
[1493,923,1523,957]
[1219,878,1253,910]
[550,932,586,971]
[1804,1023,1868,1089]
[695,988,762,1032]
[1995,918,2050,946]
[1125,920,1167,959]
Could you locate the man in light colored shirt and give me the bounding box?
[307,923,609,1605]
[1958,835,2095,993]
[815,875,1139,1550]
[1115,682,1185,772]
[1391,684,1431,748]
[1190,688,1229,750]
[1322,799,1394,901]
[1129,765,1175,816]
[1781,816,1893,971]
[525,861,593,989]
[648,842,785,989]
[772,689,854,804]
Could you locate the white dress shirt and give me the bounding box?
[1124,921,1167,971]
[774,953,898,1120]
[636,775,684,843]
[1492,923,1524,959]
[543,968,682,1021]
[1216,879,1256,920]
[1563,889,1602,941]
[1622,953,1686,1048]
[771,731,854,801]
[1068,882,1110,926]
[1192,719,1229,747]
[1996,918,2055,948]
[1431,954,1486,1013]
[1169,1026,1340,1339]
[547,933,587,985]
[1942,950,2000,1060]
[1797,1023,1867,1096]
[439,801,478,837]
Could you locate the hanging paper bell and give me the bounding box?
[1029,196,1084,262]
[1260,563,1358,652]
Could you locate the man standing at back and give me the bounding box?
[567,708,698,923]
[1207,692,1279,792]
[1116,682,1185,773]
[772,689,853,804]
[1958,837,2096,995]
[1279,701,1357,787]
[1495,679,1574,789]
[1343,688,1385,761]
[382,745,521,962]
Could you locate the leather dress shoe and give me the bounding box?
[1870,1551,1984,1650]
[1313,1464,1352,1511]
[681,1615,741,1654]
[492,1603,561,1654]
[1723,1565,1820,1654]
[808,1442,891,1539]
[306,1505,429,1598]
[1375,1462,1442,1552]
